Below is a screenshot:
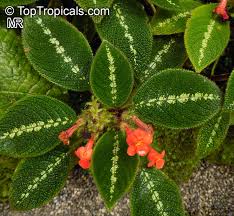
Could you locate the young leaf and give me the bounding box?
[0,96,76,158]
[185,4,230,72]
[0,27,66,117]
[131,168,186,216]
[22,15,93,91]
[75,0,113,23]
[96,0,152,76]
[140,35,186,81]
[0,0,36,7]
[197,112,230,159]
[224,70,234,111]
[134,69,221,129]
[92,130,139,209]
[90,41,134,108]
[10,146,73,210]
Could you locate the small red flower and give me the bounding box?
[147,149,165,169]
[75,137,94,169]
[213,0,229,20]
[125,127,153,156]
[59,118,83,145]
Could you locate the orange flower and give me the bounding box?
[213,0,229,20]
[147,149,165,169]
[125,127,153,156]
[75,137,94,169]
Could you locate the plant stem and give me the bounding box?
[211,57,220,76]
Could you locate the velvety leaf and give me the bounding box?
[197,112,230,159]
[10,146,73,210]
[134,69,222,129]
[140,35,186,81]
[131,168,185,216]
[185,4,230,72]
[0,27,66,117]
[224,70,234,111]
[96,0,152,76]
[0,0,36,7]
[92,130,139,209]
[0,96,76,158]
[90,41,134,108]
[22,15,93,91]
[75,0,113,23]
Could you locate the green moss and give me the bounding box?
[153,127,200,184]
[0,156,18,203]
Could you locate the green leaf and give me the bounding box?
[10,146,73,210]
[0,0,36,7]
[22,15,93,91]
[134,69,222,129]
[0,96,76,158]
[131,168,185,216]
[140,35,186,81]
[224,70,234,111]
[92,130,139,209]
[185,4,230,72]
[0,27,66,117]
[96,0,152,76]
[90,41,134,108]
[75,0,113,23]
[197,112,230,159]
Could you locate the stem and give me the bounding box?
[211,57,220,77]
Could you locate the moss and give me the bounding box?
[153,127,200,184]
[0,156,18,203]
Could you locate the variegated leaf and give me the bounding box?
[90,41,134,108]
[197,112,230,159]
[185,4,230,72]
[75,0,113,23]
[22,15,93,91]
[224,70,234,112]
[134,69,222,129]
[96,0,152,76]
[92,130,139,209]
[0,0,36,7]
[0,27,66,117]
[131,168,186,216]
[10,146,74,210]
[0,96,76,158]
[140,35,186,81]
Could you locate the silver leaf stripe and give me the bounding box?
[110,133,120,200]
[136,93,220,108]
[143,39,175,79]
[166,0,176,6]
[198,19,216,66]
[35,17,85,80]
[206,115,222,148]
[0,117,71,140]
[16,153,67,204]
[141,171,169,216]
[157,12,190,28]
[106,46,117,103]
[113,4,137,66]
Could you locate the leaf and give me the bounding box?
[90,41,134,108]
[75,0,113,23]
[197,112,230,159]
[140,35,186,81]
[134,69,222,129]
[96,0,152,76]
[10,145,73,210]
[92,130,139,209]
[22,15,93,91]
[185,4,230,72]
[0,27,66,117]
[224,70,234,111]
[0,0,36,7]
[0,96,76,158]
[131,168,186,216]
